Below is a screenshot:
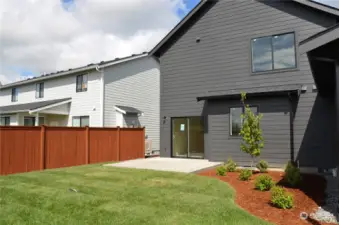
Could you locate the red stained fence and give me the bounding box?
[0,126,145,175]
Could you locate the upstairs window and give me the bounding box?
[36,82,44,98]
[251,32,296,73]
[76,74,88,92]
[230,106,258,136]
[11,88,18,102]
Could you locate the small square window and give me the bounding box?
[230,106,258,136]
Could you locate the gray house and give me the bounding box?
[151,0,339,169]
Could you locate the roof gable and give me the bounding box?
[150,0,339,57]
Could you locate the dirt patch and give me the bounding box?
[198,169,335,225]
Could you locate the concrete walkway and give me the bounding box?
[105,157,221,173]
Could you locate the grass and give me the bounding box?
[0,164,271,225]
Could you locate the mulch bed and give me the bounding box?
[198,169,335,225]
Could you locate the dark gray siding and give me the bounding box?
[207,97,291,167]
[159,0,337,167]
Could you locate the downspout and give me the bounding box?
[288,92,296,163]
[335,62,339,181]
[96,65,105,127]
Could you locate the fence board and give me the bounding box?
[0,127,41,175]
[120,128,145,161]
[0,126,145,175]
[45,127,87,169]
[89,128,119,163]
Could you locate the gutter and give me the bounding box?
[0,53,149,90]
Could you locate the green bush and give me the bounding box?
[239,169,252,181]
[255,175,274,191]
[225,159,237,172]
[284,161,301,187]
[216,166,226,176]
[271,186,294,209]
[256,160,268,173]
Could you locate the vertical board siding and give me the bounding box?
[104,57,160,153]
[0,126,145,175]
[159,0,337,167]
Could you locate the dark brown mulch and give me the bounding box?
[198,169,335,225]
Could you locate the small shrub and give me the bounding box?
[225,159,237,172]
[256,160,268,173]
[239,169,252,181]
[255,175,274,191]
[271,186,294,209]
[216,166,226,176]
[284,161,301,187]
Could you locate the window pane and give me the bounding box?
[40,83,44,98]
[81,116,89,127]
[273,33,296,70]
[12,88,18,102]
[250,106,258,115]
[230,107,242,136]
[36,84,39,98]
[24,117,35,126]
[39,117,45,125]
[82,75,88,90]
[72,117,81,127]
[76,76,82,91]
[0,117,9,126]
[252,36,273,72]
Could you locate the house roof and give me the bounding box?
[115,105,143,115]
[299,23,339,54]
[0,98,71,114]
[197,84,302,101]
[150,0,339,57]
[0,52,149,89]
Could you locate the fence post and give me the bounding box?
[0,127,2,175]
[85,126,89,164]
[117,127,120,161]
[40,125,46,170]
[142,127,146,157]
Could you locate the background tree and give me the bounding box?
[239,92,264,169]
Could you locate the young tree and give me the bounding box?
[239,92,264,169]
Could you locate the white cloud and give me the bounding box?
[0,0,184,84]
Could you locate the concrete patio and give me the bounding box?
[105,157,221,173]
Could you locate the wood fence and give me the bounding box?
[0,126,145,175]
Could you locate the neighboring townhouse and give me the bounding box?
[151,0,339,169]
[0,53,160,153]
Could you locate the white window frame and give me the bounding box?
[72,116,90,127]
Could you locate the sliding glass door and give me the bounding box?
[172,117,204,159]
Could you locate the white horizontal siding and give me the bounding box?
[0,72,102,126]
[104,57,160,152]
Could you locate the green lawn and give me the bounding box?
[0,164,271,225]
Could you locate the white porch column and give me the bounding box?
[35,112,39,126]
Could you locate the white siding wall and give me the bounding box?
[0,71,102,126]
[104,57,160,152]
